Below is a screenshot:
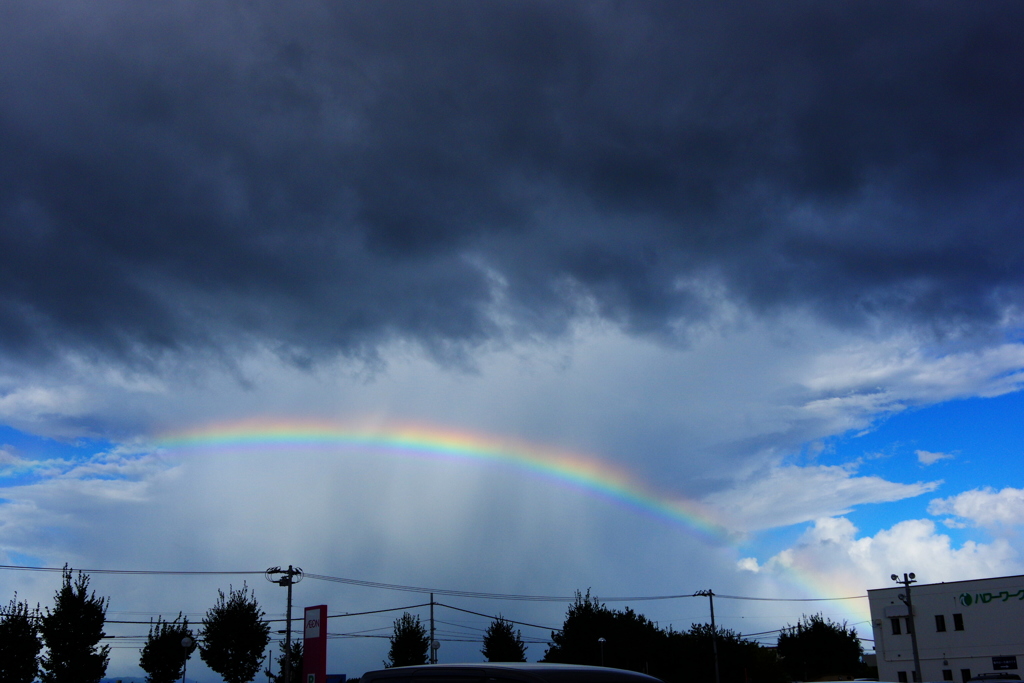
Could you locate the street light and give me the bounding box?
[181,636,193,683]
[892,573,922,683]
[598,637,606,666]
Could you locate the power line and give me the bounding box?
[0,563,868,602]
[0,564,264,576]
[715,594,867,602]
[436,601,560,632]
[304,572,577,601]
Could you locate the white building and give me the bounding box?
[868,575,1024,683]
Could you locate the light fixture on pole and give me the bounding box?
[892,572,922,683]
[181,636,193,683]
[598,637,606,666]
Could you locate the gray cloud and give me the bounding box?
[2,1,1023,366]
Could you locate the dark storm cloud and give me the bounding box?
[2,0,1022,363]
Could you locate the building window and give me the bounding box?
[898,672,908,683]
[943,670,953,681]
[936,614,947,632]
[892,617,903,635]
[961,669,972,683]
[953,613,964,631]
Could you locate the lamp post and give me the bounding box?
[892,573,922,683]
[181,636,193,683]
[598,637,606,666]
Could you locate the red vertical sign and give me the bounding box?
[302,605,327,683]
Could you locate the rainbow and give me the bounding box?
[156,418,874,623]
[766,560,873,625]
[157,417,732,543]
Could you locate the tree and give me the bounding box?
[543,590,665,673]
[139,613,197,683]
[199,584,271,683]
[542,590,783,683]
[39,567,110,683]
[666,623,784,683]
[542,590,617,666]
[0,594,42,683]
[385,612,430,668]
[265,639,303,683]
[482,616,527,662]
[777,613,864,681]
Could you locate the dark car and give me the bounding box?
[360,663,665,683]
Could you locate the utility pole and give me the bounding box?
[892,573,922,683]
[429,593,437,664]
[695,590,720,683]
[267,566,304,683]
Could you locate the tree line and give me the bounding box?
[0,567,276,683]
[1,573,870,683]
[385,590,872,683]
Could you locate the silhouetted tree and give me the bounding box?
[0,594,42,683]
[777,613,863,681]
[542,590,616,666]
[199,584,271,683]
[39,567,110,683]
[139,613,197,683]
[482,616,527,662]
[543,590,666,674]
[385,612,430,667]
[265,639,303,683]
[667,623,784,683]
[542,590,784,683]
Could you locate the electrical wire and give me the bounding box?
[435,602,560,632]
[0,564,264,576]
[0,563,868,602]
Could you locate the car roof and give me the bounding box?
[360,663,664,683]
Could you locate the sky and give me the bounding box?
[1,1,1024,680]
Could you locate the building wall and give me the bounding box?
[868,575,1024,683]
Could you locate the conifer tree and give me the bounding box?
[385,612,430,668]
[482,616,527,662]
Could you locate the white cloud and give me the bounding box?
[928,487,1024,528]
[916,449,954,465]
[705,464,940,532]
[2,312,1024,678]
[801,338,1024,404]
[737,556,761,572]
[2,316,1022,489]
[751,516,1021,602]
[0,445,19,466]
